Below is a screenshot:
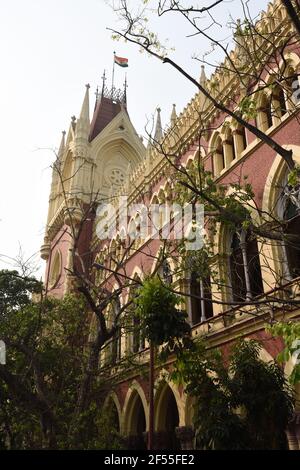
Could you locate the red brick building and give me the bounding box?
[41,0,300,450]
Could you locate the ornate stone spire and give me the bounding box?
[65,84,91,227]
[154,107,163,142]
[74,84,90,156]
[58,130,66,159]
[199,66,208,110]
[170,104,177,126]
[199,65,207,86]
[77,84,90,130]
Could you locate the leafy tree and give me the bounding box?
[134,275,191,357]
[0,270,42,314]
[0,270,124,449]
[267,322,300,385]
[172,339,294,449]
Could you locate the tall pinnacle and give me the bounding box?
[75,84,90,143]
[170,104,177,126]
[58,131,66,159]
[154,107,163,142]
[199,66,208,110]
[199,65,207,86]
[79,84,90,122]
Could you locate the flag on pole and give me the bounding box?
[114,55,129,68]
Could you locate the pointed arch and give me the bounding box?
[257,92,273,131]
[154,374,185,428]
[103,392,122,433]
[123,381,148,439]
[125,271,145,354]
[49,249,62,289]
[262,146,300,282]
[222,123,236,166]
[209,131,225,177]
[154,378,183,449]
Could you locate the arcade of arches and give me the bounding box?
[105,381,195,450]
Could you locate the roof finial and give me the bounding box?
[154,107,163,142]
[170,104,177,125]
[101,70,106,96]
[71,115,76,131]
[199,65,207,86]
[79,84,90,122]
[58,130,66,159]
[124,73,128,105]
[75,85,90,144]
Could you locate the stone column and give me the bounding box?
[175,426,195,450]
[223,139,234,167]
[286,427,299,450]
[294,412,300,450]
[199,278,206,323]
[213,149,225,176]
[286,412,300,450]
[239,230,252,301]
[233,128,246,159]
[183,278,193,325]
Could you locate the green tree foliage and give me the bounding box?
[172,339,294,449]
[0,270,124,449]
[267,322,300,385]
[0,270,42,314]
[134,276,191,355]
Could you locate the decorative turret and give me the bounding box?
[74,84,90,157]
[41,130,66,260]
[235,19,247,68]
[199,65,208,110]
[154,107,163,142]
[170,104,177,126]
[64,85,92,226]
[49,130,66,206]
[58,130,66,157]
[199,65,207,86]
[146,107,163,154]
[50,130,66,201]
[89,73,126,142]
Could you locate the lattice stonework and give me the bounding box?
[107,168,125,186]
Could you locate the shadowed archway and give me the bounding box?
[154,382,181,449]
[123,389,147,449]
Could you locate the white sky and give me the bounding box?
[0,0,269,278]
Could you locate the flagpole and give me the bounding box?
[124,72,127,105]
[112,51,116,97]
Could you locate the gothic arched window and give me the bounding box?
[128,281,145,354]
[189,271,213,324]
[283,199,300,279]
[49,250,61,289]
[107,298,122,365]
[234,125,247,158]
[213,135,225,177]
[229,229,263,302]
[259,93,273,131]
[272,85,287,120]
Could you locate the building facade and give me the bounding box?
[41,0,300,450]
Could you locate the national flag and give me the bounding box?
[114,55,129,68]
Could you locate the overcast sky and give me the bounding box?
[0,0,269,278]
